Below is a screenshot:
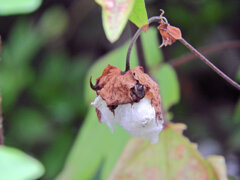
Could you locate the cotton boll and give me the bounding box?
[115,98,163,144]
[91,96,163,144]
[90,95,116,132]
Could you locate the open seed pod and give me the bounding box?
[90,65,164,144]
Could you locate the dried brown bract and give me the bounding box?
[158,21,182,47]
[90,65,163,121]
[90,65,164,143]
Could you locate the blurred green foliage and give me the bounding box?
[0,4,90,179]
[0,0,239,179]
[0,146,44,180]
[0,0,42,15]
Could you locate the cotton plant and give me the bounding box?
[90,10,240,145]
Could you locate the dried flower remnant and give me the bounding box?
[158,23,182,47]
[90,65,164,144]
[157,10,182,48]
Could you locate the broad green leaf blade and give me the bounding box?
[0,0,42,16]
[109,123,225,180]
[56,108,130,180]
[96,0,135,43]
[153,64,180,110]
[85,28,162,105]
[0,146,45,180]
[129,0,148,28]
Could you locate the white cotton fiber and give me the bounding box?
[91,96,163,144]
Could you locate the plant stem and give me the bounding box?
[179,38,240,90]
[130,23,149,74]
[125,28,142,72]
[125,16,160,72]
[125,15,240,90]
[170,40,240,68]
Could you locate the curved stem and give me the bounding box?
[180,38,240,90]
[125,15,240,90]
[125,16,161,72]
[130,23,149,74]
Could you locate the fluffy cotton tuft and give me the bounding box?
[91,95,163,144]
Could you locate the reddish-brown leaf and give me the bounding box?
[108,123,227,180]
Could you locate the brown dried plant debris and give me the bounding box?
[158,21,182,47]
[90,65,163,120]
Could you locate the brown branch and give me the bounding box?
[125,16,161,72]
[130,23,149,74]
[179,38,240,90]
[170,40,240,68]
[125,14,240,90]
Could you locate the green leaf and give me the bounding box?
[233,100,240,123]
[56,108,130,180]
[96,0,135,43]
[109,123,225,180]
[0,146,45,180]
[236,67,240,83]
[153,64,180,111]
[0,0,42,16]
[8,108,50,146]
[41,129,74,179]
[0,20,43,111]
[37,6,68,40]
[129,0,148,28]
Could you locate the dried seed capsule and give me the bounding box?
[90,65,164,144]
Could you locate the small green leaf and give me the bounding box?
[0,0,42,16]
[0,146,45,180]
[96,0,135,43]
[129,0,148,28]
[153,64,180,110]
[109,123,225,180]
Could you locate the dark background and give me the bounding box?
[0,0,239,179]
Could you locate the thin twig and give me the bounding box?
[170,40,240,68]
[125,16,160,72]
[130,23,149,74]
[179,38,240,90]
[125,15,240,90]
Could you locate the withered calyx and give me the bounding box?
[90,65,163,121]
